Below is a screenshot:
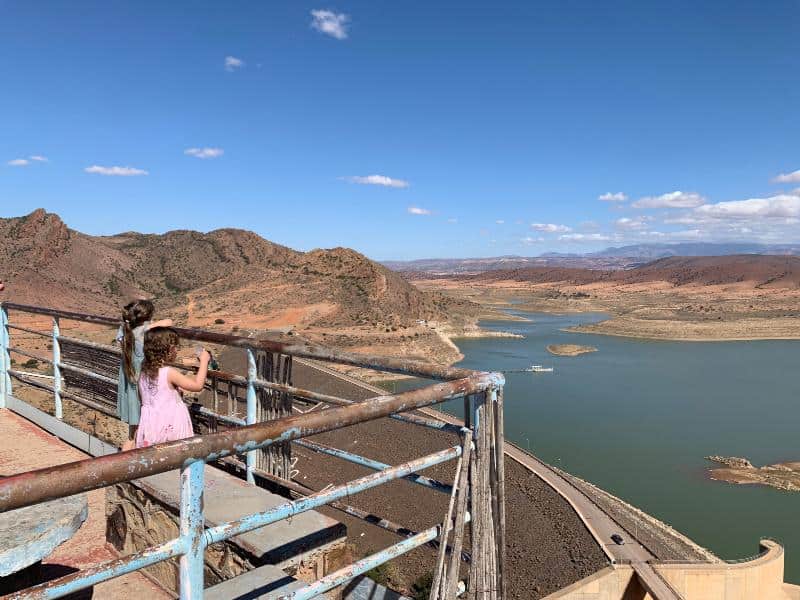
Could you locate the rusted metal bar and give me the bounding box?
[0,372,498,513]
[245,348,257,484]
[5,323,51,337]
[295,438,453,494]
[7,369,118,418]
[1,305,13,405]
[56,360,118,386]
[53,318,62,419]
[57,333,121,355]
[285,525,442,600]
[2,302,479,380]
[239,461,471,563]
[7,346,55,365]
[204,446,460,546]
[179,460,204,599]
[4,538,185,599]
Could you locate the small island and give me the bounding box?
[546,344,597,357]
[705,456,800,493]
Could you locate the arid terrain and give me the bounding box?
[409,255,800,341]
[0,210,504,373]
[706,456,800,493]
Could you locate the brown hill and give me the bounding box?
[0,209,473,330]
[470,255,800,289]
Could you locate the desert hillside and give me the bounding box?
[470,255,800,289]
[411,255,800,341]
[0,209,479,367]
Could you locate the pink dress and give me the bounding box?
[136,367,194,448]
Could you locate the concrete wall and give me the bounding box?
[545,540,800,600]
[106,481,252,593]
[654,540,797,600]
[543,566,652,600]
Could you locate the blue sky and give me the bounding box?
[2,1,799,260]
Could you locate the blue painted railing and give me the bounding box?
[0,302,506,599]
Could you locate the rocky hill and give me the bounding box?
[469,255,800,289]
[0,209,475,331]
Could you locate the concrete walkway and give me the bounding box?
[0,408,170,599]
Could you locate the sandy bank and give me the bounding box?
[547,344,597,357]
[706,456,800,492]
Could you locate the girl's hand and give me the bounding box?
[197,349,211,364]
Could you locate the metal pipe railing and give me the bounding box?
[0,372,496,513]
[0,301,506,600]
[1,302,478,380]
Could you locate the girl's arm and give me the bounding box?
[167,350,210,392]
[146,318,174,330]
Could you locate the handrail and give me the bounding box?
[0,371,495,513]
[1,302,478,381]
[0,301,506,599]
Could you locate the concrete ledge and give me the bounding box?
[129,464,346,569]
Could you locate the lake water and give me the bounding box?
[403,311,800,583]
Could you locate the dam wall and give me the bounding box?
[545,539,800,600]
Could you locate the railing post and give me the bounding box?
[179,459,205,599]
[53,317,63,419]
[245,348,257,484]
[0,304,11,407]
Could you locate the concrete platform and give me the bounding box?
[205,563,308,599]
[135,464,346,569]
[0,408,170,599]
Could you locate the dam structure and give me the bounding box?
[0,301,798,600]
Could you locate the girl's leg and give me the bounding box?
[121,425,137,451]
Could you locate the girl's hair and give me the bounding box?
[120,299,155,381]
[140,327,180,384]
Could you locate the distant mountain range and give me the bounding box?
[383,243,800,275]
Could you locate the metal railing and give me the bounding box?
[0,302,506,600]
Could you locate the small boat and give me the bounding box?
[527,365,554,373]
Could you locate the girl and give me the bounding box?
[117,299,173,451]
[135,327,210,448]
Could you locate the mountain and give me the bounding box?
[471,255,800,289]
[587,242,800,260]
[0,209,473,329]
[385,243,800,275]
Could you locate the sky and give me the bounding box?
[1,1,799,260]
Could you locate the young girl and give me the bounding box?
[135,327,210,448]
[117,300,173,451]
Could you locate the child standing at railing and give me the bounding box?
[135,327,209,448]
[117,300,173,451]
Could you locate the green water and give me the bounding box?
[415,311,800,581]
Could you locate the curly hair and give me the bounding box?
[140,327,180,386]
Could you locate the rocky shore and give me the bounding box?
[546,344,597,357]
[706,456,800,492]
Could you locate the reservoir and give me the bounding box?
[410,310,800,583]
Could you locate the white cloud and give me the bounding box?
[495,220,505,224]
[632,191,706,209]
[8,155,50,166]
[521,236,544,245]
[224,56,244,71]
[599,192,627,202]
[185,147,224,159]
[772,169,800,184]
[84,165,148,176]
[343,175,409,188]
[311,10,350,40]
[408,206,431,215]
[615,216,652,230]
[558,233,614,242]
[446,218,458,224]
[531,223,572,233]
[694,193,800,220]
